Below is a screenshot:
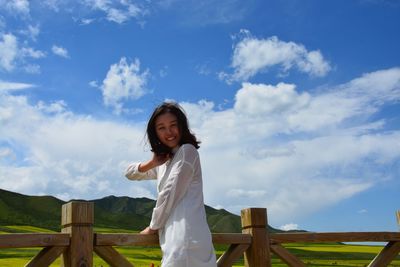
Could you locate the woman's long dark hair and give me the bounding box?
[147,102,200,155]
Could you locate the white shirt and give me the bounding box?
[125,144,217,267]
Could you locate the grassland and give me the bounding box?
[1,225,399,267]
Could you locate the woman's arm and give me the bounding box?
[139,153,169,172]
[125,153,170,181]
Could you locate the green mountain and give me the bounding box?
[0,188,281,233]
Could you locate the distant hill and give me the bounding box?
[0,188,282,233]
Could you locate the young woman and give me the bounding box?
[125,102,217,267]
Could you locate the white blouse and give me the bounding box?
[125,144,217,267]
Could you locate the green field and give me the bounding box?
[0,226,399,267]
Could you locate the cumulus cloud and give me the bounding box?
[234,82,310,116]
[1,67,399,226]
[0,91,154,201]
[52,45,69,58]
[182,67,400,225]
[101,57,149,114]
[221,30,331,82]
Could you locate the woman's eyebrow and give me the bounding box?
[156,119,177,127]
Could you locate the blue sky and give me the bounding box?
[1,0,399,233]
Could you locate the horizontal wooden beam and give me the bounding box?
[0,233,70,248]
[95,233,251,246]
[95,233,158,246]
[270,232,400,244]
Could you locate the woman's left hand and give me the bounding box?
[140,226,158,235]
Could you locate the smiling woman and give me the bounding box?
[125,102,217,267]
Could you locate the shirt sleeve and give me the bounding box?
[149,145,198,230]
[125,162,157,180]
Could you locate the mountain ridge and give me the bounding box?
[0,188,282,233]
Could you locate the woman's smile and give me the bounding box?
[155,113,181,149]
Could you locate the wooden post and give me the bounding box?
[241,208,271,267]
[61,201,94,267]
[396,210,400,231]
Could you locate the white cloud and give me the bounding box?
[0,33,18,71]
[22,47,46,59]
[101,57,149,114]
[0,80,35,91]
[42,0,61,12]
[280,223,299,231]
[36,100,68,114]
[234,82,310,116]
[222,31,331,82]
[52,45,69,58]
[83,0,145,24]
[0,91,152,201]
[23,64,41,74]
[1,0,30,15]
[0,33,46,72]
[288,67,400,132]
[183,67,400,225]
[20,24,41,41]
[80,18,96,25]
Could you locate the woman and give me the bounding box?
[125,102,217,267]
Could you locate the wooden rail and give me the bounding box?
[0,202,399,266]
[269,232,400,267]
[270,232,400,243]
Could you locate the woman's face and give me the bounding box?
[155,112,181,149]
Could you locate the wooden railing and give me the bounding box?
[263,209,400,267]
[0,201,399,266]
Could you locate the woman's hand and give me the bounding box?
[140,226,158,235]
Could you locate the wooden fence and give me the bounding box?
[0,201,399,267]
